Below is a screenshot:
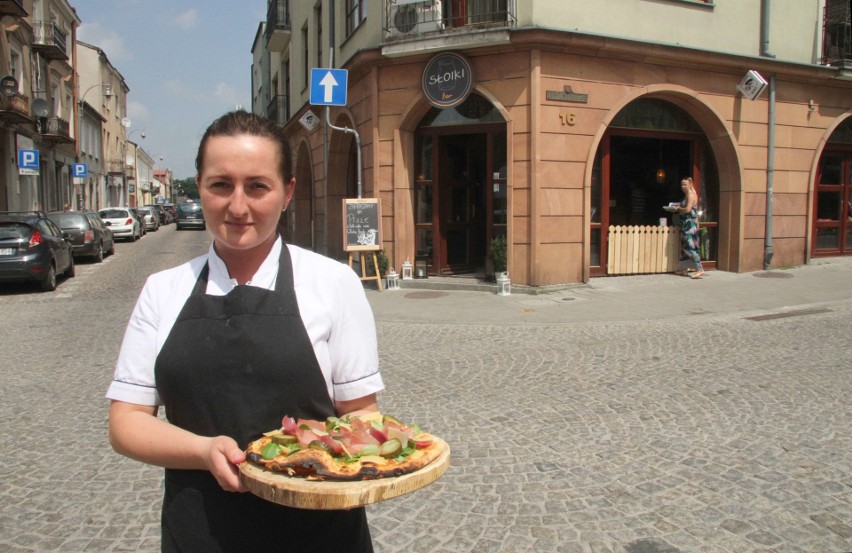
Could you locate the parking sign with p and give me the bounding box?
[18,149,39,176]
[73,163,88,178]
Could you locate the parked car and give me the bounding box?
[144,204,168,225]
[137,207,160,232]
[175,201,206,230]
[0,211,75,291]
[98,207,142,241]
[163,204,177,224]
[47,210,115,262]
[129,208,147,237]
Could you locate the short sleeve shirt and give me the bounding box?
[106,238,384,406]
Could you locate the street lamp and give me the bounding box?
[128,129,146,142]
[80,83,113,101]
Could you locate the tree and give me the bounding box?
[173,177,198,200]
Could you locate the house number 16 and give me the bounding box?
[560,112,576,126]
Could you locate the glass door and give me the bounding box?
[813,149,852,255]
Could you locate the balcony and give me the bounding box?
[383,0,515,56]
[40,116,73,144]
[266,94,290,126]
[0,0,27,17]
[265,0,291,52]
[823,1,851,71]
[32,21,69,61]
[107,158,124,173]
[0,92,32,126]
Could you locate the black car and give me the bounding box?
[129,208,148,236]
[175,201,205,230]
[47,211,115,262]
[0,211,75,291]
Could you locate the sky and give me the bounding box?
[72,1,266,179]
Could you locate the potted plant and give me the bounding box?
[365,250,389,276]
[489,235,508,279]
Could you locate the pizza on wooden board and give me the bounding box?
[245,412,444,481]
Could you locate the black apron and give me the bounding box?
[154,244,373,553]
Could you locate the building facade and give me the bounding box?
[252,0,852,285]
[0,0,79,213]
[76,41,129,210]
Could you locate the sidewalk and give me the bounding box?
[366,256,852,324]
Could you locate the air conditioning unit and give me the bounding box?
[389,0,443,36]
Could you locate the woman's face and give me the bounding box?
[680,179,690,192]
[197,134,294,257]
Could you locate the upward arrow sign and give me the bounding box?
[319,72,338,104]
[310,68,347,106]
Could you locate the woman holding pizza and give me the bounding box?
[106,110,383,552]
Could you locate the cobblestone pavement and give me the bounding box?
[0,228,849,553]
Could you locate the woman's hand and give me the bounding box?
[203,436,247,492]
[109,401,248,493]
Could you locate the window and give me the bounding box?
[345,0,366,36]
[9,48,22,92]
[316,4,323,67]
[302,25,309,90]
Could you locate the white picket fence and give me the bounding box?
[607,225,680,275]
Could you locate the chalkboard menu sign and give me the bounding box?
[343,198,382,252]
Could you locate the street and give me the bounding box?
[0,227,850,553]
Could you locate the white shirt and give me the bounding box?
[106,238,383,406]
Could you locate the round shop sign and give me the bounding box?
[422,52,474,109]
[0,75,18,97]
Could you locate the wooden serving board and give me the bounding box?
[239,438,450,510]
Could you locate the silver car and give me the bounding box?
[138,207,160,231]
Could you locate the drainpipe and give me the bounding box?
[764,75,776,269]
[760,0,776,58]
[761,0,776,269]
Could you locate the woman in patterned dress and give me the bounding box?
[675,177,705,279]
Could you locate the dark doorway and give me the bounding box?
[438,134,487,272]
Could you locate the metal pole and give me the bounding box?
[325,108,362,199]
[764,75,775,269]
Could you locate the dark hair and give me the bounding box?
[195,110,292,182]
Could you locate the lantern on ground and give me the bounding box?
[414,255,429,279]
[401,258,413,280]
[496,273,511,296]
[386,267,400,290]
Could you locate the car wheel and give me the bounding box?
[41,264,57,292]
[66,255,76,278]
[130,229,138,242]
[95,243,104,263]
[107,241,115,256]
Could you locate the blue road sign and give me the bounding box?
[310,68,348,106]
[18,149,39,170]
[73,163,88,178]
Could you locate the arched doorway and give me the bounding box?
[286,140,314,250]
[414,93,507,275]
[813,117,852,256]
[327,114,359,261]
[591,98,720,275]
